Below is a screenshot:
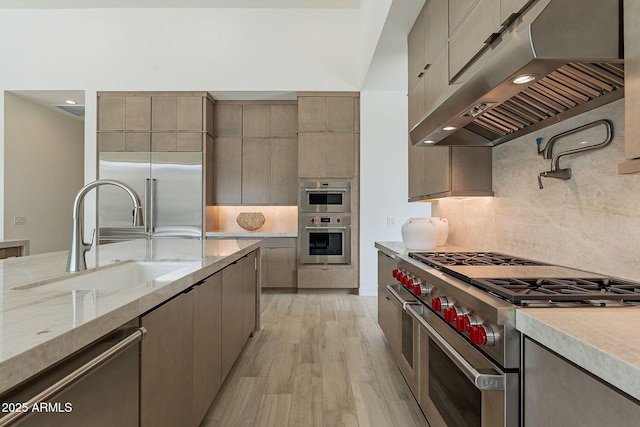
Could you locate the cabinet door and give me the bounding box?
[424,0,448,65]
[214,104,243,137]
[221,261,243,380]
[408,6,426,92]
[213,138,242,204]
[177,96,204,131]
[298,97,327,132]
[152,96,177,131]
[98,95,126,131]
[408,78,426,130]
[242,139,271,204]
[501,0,531,24]
[449,0,501,80]
[270,138,298,204]
[449,0,478,35]
[326,97,356,131]
[263,239,297,288]
[326,133,356,178]
[141,291,194,427]
[270,104,298,138]
[424,49,449,114]
[409,145,451,200]
[241,253,257,342]
[298,132,327,178]
[193,273,222,424]
[243,104,271,138]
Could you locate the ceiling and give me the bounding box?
[0,0,360,8]
[10,90,85,121]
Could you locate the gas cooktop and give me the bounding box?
[408,251,640,306]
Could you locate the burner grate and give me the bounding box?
[409,251,546,267]
[472,277,640,304]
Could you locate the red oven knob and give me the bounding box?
[402,275,412,287]
[444,307,458,323]
[470,325,498,346]
[412,282,434,297]
[431,296,452,312]
[392,269,400,279]
[311,217,316,223]
[456,315,471,332]
[456,314,481,333]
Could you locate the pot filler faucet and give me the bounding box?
[66,179,143,272]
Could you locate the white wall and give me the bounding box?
[359,90,430,295]
[3,92,84,254]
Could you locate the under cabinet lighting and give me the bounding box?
[442,126,457,131]
[65,99,77,105]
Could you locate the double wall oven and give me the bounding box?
[299,181,351,265]
[384,251,640,427]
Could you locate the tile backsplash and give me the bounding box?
[433,99,640,280]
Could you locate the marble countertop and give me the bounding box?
[206,231,296,238]
[375,241,640,401]
[0,238,260,395]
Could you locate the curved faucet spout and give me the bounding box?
[66,179,143,272]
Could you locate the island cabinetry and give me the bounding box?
[141,291,195,427]
[141,250,259,427]
[212,101,298,205]
[193,271,222,423]
[262,237,297,289]
[523,337,640,426]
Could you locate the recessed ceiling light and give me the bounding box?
[442,126,456,131]
[65,99,77,105]
[512,74,537,85]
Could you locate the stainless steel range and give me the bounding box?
[386,251,640,427]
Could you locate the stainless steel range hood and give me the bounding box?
[410,0,623,147]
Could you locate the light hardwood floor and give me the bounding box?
[200,292,428,427]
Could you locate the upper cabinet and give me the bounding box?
[97,92,214,152]
[619,1,640,174]
[211,101,298,205]
[297,92,360,179]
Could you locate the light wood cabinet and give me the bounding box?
[141,291,195,427]
[193,272,222,424]
[409,146,493,201]
[618,0,640,174]
[449,0,501,80]
[221,260,243,380]
[241,252,258,343]
[298,131,357,179]
[212,101,298,204]
[262,238,297,288]
[500,0,531,24]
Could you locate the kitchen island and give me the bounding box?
[375,241,640,403]
[0,238,260,396]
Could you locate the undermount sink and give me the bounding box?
[13,260,200,292]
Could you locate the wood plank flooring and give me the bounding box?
[200,292,428,427]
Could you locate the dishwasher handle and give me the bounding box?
[0,327,146,427]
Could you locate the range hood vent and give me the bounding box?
[410,0,623,147]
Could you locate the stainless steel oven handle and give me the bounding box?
[304,226,347,230]
[303,188,347,192]
[386,284,421,311]
[406,305,505,391]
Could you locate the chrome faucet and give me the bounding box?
[66,179,143,272]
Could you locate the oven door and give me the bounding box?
[299,182,351,213]
[407,304,518,427]
[299,223,351,265]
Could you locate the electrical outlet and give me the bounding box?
[386,217,396,227]
[13,216,26,225]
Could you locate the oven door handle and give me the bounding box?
[303,188,347,193]
[304,226,347,230]
[386,284,421,311]
[406,305,505,391]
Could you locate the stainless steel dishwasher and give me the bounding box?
[0,320,144,427]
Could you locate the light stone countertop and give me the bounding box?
[0,238,260,395]
[375,241,640,401]
[206,231,296,238]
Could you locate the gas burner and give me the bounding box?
[471,277,640,304]
[409,251,546,267]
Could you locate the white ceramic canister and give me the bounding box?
[433,217,449,246]
[401,217,438,250]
